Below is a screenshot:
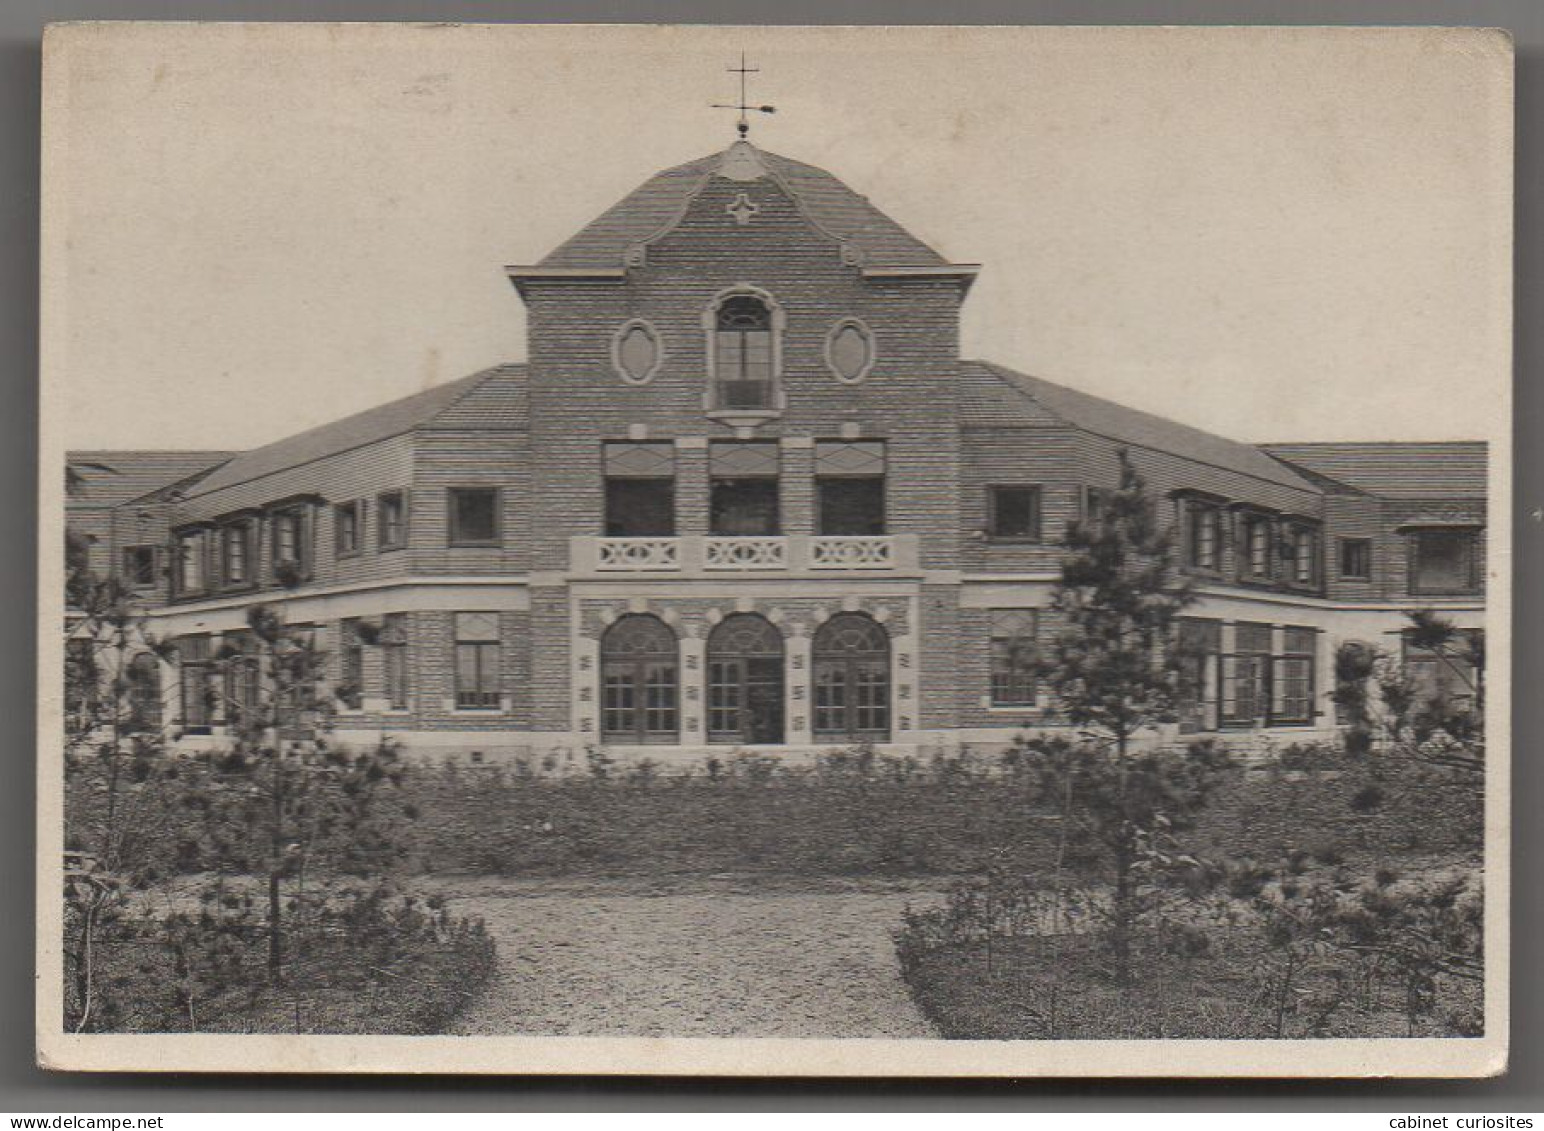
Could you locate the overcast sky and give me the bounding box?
[46,23,1511,451]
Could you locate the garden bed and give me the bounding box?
[66,884,496,1034]
[900,924,1483,1040]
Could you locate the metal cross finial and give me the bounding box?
[711,52,776,139]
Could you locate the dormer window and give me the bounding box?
[705,288,784,421]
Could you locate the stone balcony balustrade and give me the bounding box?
[570,534,919,577]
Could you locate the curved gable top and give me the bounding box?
[534,141,951,270]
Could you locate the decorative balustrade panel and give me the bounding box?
[704,536,788,571]
[809,535,896,570]
[596,537,682,571]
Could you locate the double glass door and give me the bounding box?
[707,656,785,745]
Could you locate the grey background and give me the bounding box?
[5,0,1537,1111]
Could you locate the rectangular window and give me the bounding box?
[604,443,676,537]
[816,441,886,536]
[340,618,364,710]
[381,613,409,710]
[1184,501,1222,571]
[222,630,261,726]
[987,485,1041,542]
[1272,627,1317,724]
[1222,621,1272,726]
[65,638,98,727]
[1292,527,1318,585]
[1085,486,1111,523]
[335,501,362,558]
[176,531,207,595]
[448,487,500,546]
[122,545,157,589]
[221,522,253,587]
[177,635,213,730]
[1404,628,1483,712]
[989,609,1038,707]
[1176,618,1223,733]
[377,490,407,550]
[270,506,310,579]
[1409,529,1479,595]
[1339,537,1372,580]
[1239,514,1272,580]
[273,625,319,731]
[710,442,780,536]
[454,612,502,710]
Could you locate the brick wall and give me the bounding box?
[521,172,967,573]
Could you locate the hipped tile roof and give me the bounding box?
[66,451,235,509]
[537,143,948,270]
[962,360,1321,493]
[184,364,527,498]
[1262,442,1488,499]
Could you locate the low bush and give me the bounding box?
[66,740,1484,883]
[65,881,495,1034]
[896,864,1484,1040]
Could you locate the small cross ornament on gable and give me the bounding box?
[727,192,760,226]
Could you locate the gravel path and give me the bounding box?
[439,878,941,1038]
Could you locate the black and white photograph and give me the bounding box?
[39,22,1512,1077]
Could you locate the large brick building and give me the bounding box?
[66,139,1487,764]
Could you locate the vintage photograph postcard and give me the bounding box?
[37,23,1512,1076]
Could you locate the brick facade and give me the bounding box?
[67,140,1488,765]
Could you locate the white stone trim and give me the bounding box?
[610,318,665,385]
[145,577,532,628]
[824,317,877,384]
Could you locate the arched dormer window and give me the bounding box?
[704,287,785,422]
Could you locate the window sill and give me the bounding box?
[705,408,782,430]
[378,543,407,554]
[448,541,501,550]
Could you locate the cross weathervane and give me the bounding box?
[711,53,776,139]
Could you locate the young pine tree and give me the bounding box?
[1029,449,1224,979]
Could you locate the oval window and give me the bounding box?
[614,321,662,384]
[827,320,875,383]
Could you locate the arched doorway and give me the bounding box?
[706,614,785,745]
[812,613,891,742]
[600,614,679,744]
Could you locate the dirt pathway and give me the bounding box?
[438,878,941,1038]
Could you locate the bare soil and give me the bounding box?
[432,875,943,1038]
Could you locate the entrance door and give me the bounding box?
[706,615,785,745]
